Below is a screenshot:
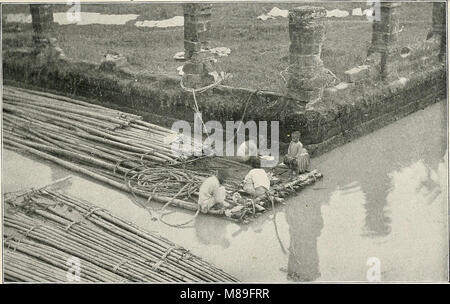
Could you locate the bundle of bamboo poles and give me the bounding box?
[3,85,323,223]
[2,86,216,214]
[4,187,238,282]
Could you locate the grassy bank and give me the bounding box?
[3,2,433,92]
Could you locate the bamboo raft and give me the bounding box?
[3,85,323,224]
[3,186,238,282]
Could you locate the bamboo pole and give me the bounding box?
[4,188,237,282]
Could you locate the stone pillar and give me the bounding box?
[287,6,331,108]
[367,2,401,80]
[182,3,215,89]
[30,4,54,50]
[428,2,446,62]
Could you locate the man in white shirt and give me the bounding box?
[198,170,230,213]
[243,168,270,197]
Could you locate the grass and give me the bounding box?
[2,2,434,92]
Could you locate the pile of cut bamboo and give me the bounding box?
[4,187,238,282]
[2,86,216,214]
[3,85,323,223]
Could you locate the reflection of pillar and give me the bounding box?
[363,197,391,237]
[286,200,323,281]
[287,6,331,108]
[428,3,446,62]
[30,4,54,50]
[368,2,401,80]
[182,3,215,89]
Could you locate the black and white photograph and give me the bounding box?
[0,0,448,286]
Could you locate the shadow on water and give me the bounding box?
[4,99,445,282]
[282,100,446,281]
[285,199,324,281]
[195,215,231,248]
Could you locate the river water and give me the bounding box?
[2,101,448,282]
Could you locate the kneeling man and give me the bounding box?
[198,170,229,213]
[243,168,270,197]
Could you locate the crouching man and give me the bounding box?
[243,168,270,197]
[198,170,230,213]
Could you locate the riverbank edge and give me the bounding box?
[3,49,446,157]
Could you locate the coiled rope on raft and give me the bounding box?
[2,85,259,224]
[3,85,323,226]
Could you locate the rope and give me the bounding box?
[177,248,193,262]
[280,65,290,85]
[179,74,225,94]
[123,163,204,228]
[4,176,71,202]
[223,89,259,147]
[161,246,177,260]
[270,195,307,270]
[65,221,80,231]
[325,68,339,87]
[151,260,165,271]
[123,164,159,219]
[11,224,43,252]
[270,196,287,254]
[180,73,259,158]
[159,207,200,229]
[83,207,102,218]
[113,84,270,229]
[24,224,42,237]
[113,259,130,272]
[150,245,178,271]
[159,183,190,212]
[191,89,211,138]
[5,235,17,252]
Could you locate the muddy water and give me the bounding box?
[2,101,448,282]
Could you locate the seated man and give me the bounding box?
[198,170,229,213]
[283,131,310,176]
[243,168,270,197]
[236,135,259,165]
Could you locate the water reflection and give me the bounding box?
[360,166,392,238]
[359,100,445,238]
[282,100,446,281]
[195,215,230,248]
[2,100,447,282]
[285,199,323,281]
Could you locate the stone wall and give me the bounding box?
[3,3,447,156]
[3,49,445,156]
